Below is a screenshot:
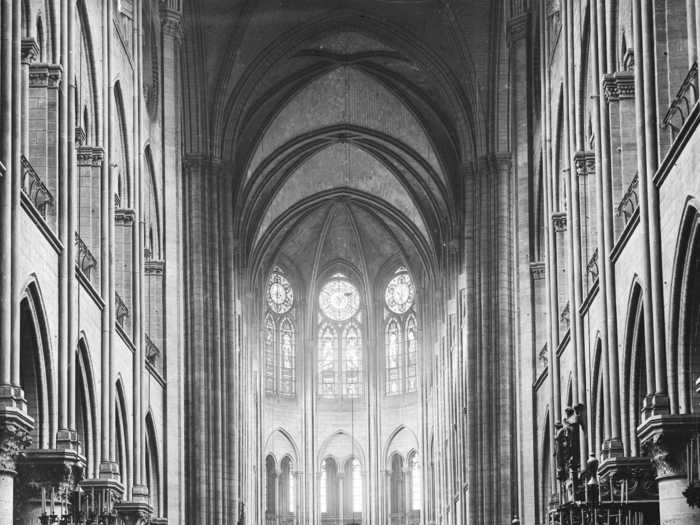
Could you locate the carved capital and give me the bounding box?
[47,65,62,88]
[573,151,595,177]
[21,38,40,65]
[160,6,183,42]
[552,212,567,232]
[507,12,529,44]
[29,64,49,88]
[530,261,546,280]
[638,414,700,480]
[0,407,33,475]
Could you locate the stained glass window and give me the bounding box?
[267,270,294,314]
[319,324,338,398]
[279,318,295,396]
[317,274,363,399]
[343,324,362,398]
[319,278,360,321]
[385,270,415,314]
[406,315,417,393]
[264,268,296,397]
[386,319,401,395]
[385,268,418,395]
[264,315,275,395]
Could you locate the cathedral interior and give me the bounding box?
[3,0,700,524]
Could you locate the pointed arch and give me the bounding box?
[19,278,55,449]
[623,280,647,455]
[76,337,98,477]
[145,411,162,516]
[115,378,131,491]
[113,81,131,208]
[669,199,700,413]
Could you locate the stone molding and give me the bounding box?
[77,145,105,167]
[507,12,530,44]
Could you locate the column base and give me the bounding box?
[55,429,80,452]
[0,385,28,414]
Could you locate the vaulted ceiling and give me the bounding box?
[184,0,498,288]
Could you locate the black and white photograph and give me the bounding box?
[0,0,699,523]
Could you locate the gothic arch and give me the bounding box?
[669,199,700,413]
[622,279,646,455]
[115,378,131,491]
[19,277,55,449]
[145,411,162,516]
[76,336,98,477]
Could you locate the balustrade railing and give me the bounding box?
[21,155,54,219]
[663,62,699,136]
[75,232,97,280]
[617,174,639,224]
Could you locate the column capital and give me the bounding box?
[21,38,40,65]
[160,6,183,42]
[573,151,595,177]
[0,404,33,475]
[638,414,700,480]
[506,12,530,44]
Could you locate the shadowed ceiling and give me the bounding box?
[186,0,497,288]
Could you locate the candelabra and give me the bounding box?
[38,485,119,525]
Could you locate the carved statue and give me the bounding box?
[554,405,584,481]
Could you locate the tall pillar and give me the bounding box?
[160,5,184,522]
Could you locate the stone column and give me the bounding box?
[639,415,700,524]
[0,407,32,522]
[0,0,13,387]
[159,5,184,523]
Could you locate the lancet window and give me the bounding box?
[264,267,296,397]
[317,274,363,399]
[384,267,418,395]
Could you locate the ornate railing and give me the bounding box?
[75,232,97,280]
[21,155,54,218]
[115,292,129,327]
[663,62,698,136]
[617,174,639,223]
